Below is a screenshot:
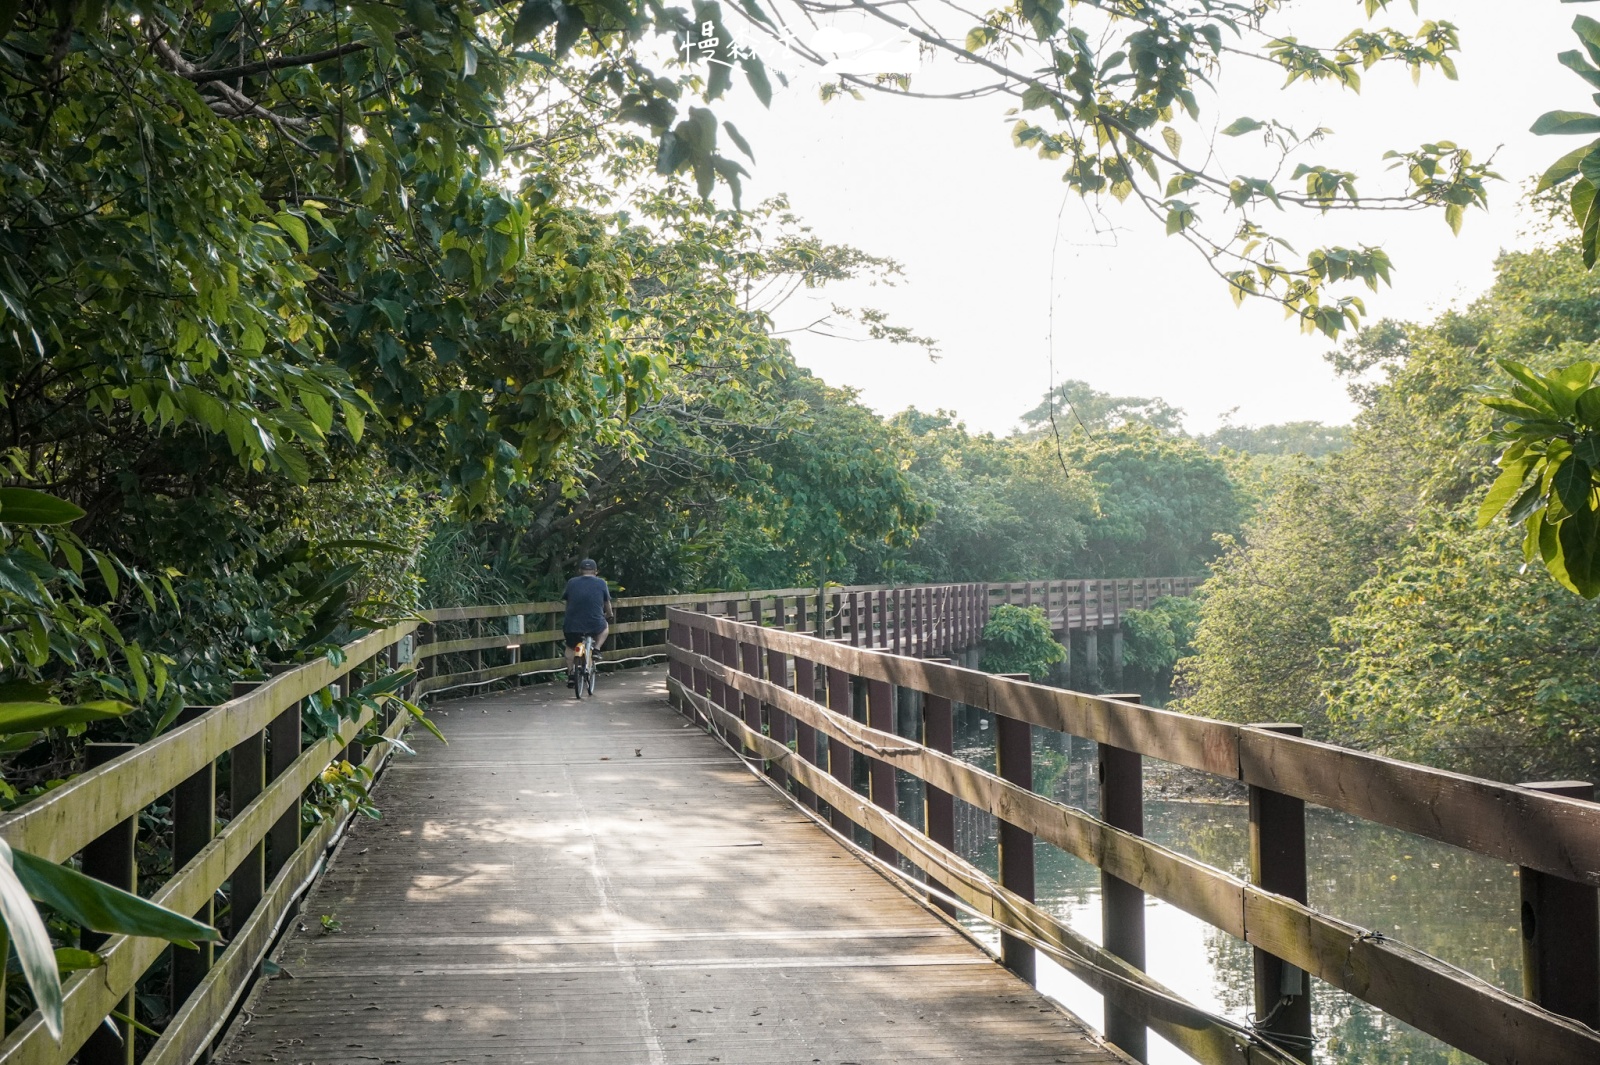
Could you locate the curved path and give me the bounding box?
[217,667,1129,1064]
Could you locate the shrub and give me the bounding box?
[980,604,1065,681]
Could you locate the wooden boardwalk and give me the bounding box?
[216,667,1129,1065]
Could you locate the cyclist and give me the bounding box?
[563,558,613,687]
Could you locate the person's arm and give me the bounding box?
[603,583,614,623]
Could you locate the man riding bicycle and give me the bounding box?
[563,558,613,687]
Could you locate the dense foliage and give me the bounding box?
[978,604,1065,681]
[1177,238,1600,781]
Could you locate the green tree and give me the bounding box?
[1120,595,1201,701]
[1325,509,1600,781]
[1063,425,1242,577]
[979,605,1065,681]
[880,410,1097,583]
[1196,421,1349,458]
[1178,234,1600,778]
[1020,380,1185,436]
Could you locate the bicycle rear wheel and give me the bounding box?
[585,659,597,696]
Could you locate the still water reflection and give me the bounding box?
[914,706,1521,1065]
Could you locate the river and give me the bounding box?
[889,705,1521,1065]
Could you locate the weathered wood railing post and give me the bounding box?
[742,600,765,763]
[866,669,897,862]
[791,600,820,810]
[264,664,302,885]
[688,609,710,727]
[922,660,956,916]
[1518,780,1600,1028]
[80,741,139,1065]
[229,680,266,937]
[994,675,1036,984]
[825,660,855,836]
[1099,693,1147,1062]
[171,706,217,1025]
[721,601,743,749]
[667,614,685,713]
[1249,722,1313,1063]
[766,599,791,789]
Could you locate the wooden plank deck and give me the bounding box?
[215,667,1130,1065]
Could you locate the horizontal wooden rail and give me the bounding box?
[0,621,412,863]
[0,623,421,1065]
[668,608,1600,1065]
[670,675,1302,1065]
[414,581,999,697]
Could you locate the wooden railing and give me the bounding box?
[989,576,1205,631]
[413,582,992,695]
[0,623,415,1065]
[0,574,1191,1064]
[664,609,1600,1065]
[412,576,1206,696]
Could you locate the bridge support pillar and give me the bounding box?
[1083,629,1100,691]
[1248,722,1313,1063]
[1518,779,1600,1029]
[1110,627,1124,687]
[1054,631,1071,686]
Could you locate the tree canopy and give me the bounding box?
[1176,237,1600,781]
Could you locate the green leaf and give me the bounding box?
[0,700,129,733]
[51,947,104,974]
[1221,117,1264,137]
[1575,14,1600,69]
[0,732,43,754]
[11,849,220,947]
[0,489,84,526]
[723,121,755,161]
[1542,142,1600,192]
[743,59,772,108]
[0,840,63,1040]
[512,0,558,44]
[1506,482,1545,527]
[1560,48,1600,90]
[1554,456,1596,514]
[93,551,120,599]
[273,212,310,254]
[1560,503,1600,597]
[396,698,447,745]
[1498,360,1562,412]
[1477,460,1534,527]
[1532,110,1600,136]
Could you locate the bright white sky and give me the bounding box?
[697,2,1586,435]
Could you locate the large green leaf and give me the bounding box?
[1553,456,1595,515]
[0,489,84,526]
[11,849,220,948]
[1476,460,1533,527]
[1531,110,1600,136]
[0,840,63,1040]
[1559,505,1600,598]
[0,700,129,734]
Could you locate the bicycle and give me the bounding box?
[571,635,598,699]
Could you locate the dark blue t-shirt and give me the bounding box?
[562,575,611,632]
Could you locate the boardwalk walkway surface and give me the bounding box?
[216,666,1129,1065]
